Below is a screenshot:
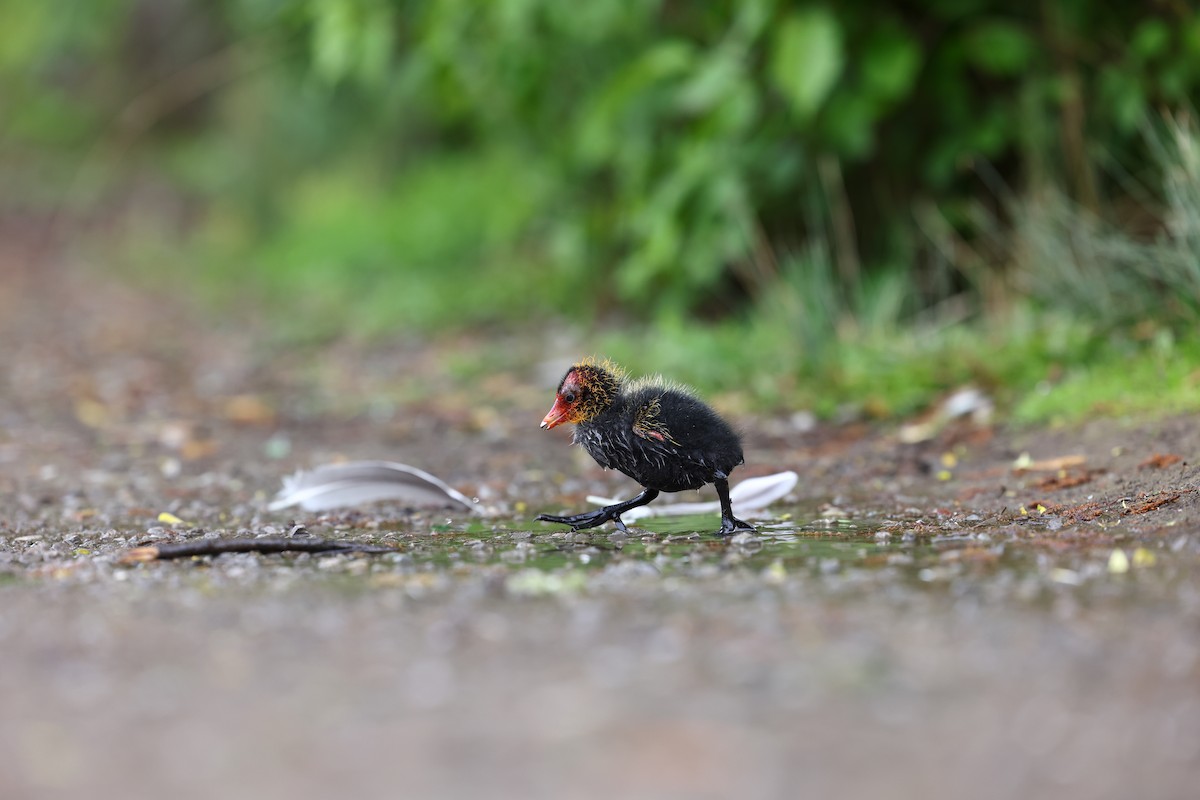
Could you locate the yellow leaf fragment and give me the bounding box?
[74,398,111,429]
[763,558,787,585]
[157,512,185,525]
[1132,547,1156,568]
[1107,549,1130,574]
[224,394,276,425]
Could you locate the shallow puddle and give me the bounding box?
[3,502,1195,607]
[312,502,1200,604]
[367,506,1009,581]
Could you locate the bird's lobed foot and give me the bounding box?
[536,510,615,531]
[718,516,756,536]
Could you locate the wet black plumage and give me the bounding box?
[537,360,754,535]
[574,383,743,492]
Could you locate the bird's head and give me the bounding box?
[540,359,625,429]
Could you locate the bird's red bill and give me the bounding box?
[540,396,572,429]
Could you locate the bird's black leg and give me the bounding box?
[714,477,755,535]
[536,488,660,532]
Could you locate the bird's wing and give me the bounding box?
[626,396,719,483]
[631,396,680,445]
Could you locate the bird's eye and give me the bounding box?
[562,391,577,404]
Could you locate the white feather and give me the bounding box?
[586,470,798,521]
[269,460,475,512]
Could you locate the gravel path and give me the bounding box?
[2,242,1198,799]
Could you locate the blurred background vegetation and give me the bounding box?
[4,0,1200,420]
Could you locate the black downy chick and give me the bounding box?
[536,359,755,535]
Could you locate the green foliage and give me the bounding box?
[1014,120,1200,324]
[0,2,129,145]
[771,8,844,121]
[10,0,1199,322]
[5,0,1200,421]
[195,144,559,334]
[591,306,1200,424]
[963,20,1036,76]
[308,0,396,86]
[1011,329,1200,424]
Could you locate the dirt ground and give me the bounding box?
[2,234,1199,800]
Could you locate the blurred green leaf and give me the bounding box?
[1184,17,1200,57]
[861,26,922,104]
[311,0,356,82]
[1130,18,1169,61]
[770,8,844,120]
[0,5,49,66]
[964,20,1036,76]
[576,40,695,164]
[675,48,742,114]
[729,0,777,41]
[820,93,876,158]
[1099,66,1146,134]
[968,104,1011,156]
[310,0,395,85]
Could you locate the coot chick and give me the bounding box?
[536,359,755,535]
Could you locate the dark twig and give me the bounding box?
[120,536,399,564]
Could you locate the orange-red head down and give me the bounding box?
[539,360,625,429]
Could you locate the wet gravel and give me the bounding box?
[2,247,1199,799]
